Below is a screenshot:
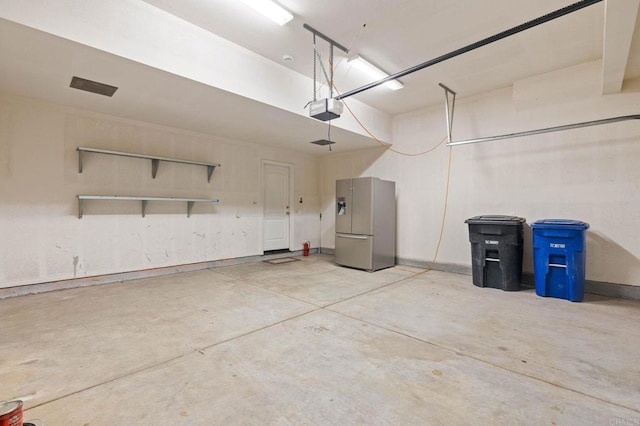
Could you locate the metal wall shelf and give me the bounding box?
[77,147,221,182]
[77,195,220,219]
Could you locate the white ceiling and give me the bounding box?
[142,0,623,114]
[1,0,639,154]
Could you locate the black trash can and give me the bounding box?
[465,215,526,291]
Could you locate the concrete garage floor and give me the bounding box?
[1,254,639,425]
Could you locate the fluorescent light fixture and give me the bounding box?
[239,0,293,26]
[348,55,404,90]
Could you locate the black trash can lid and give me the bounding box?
[465,215,526,225]
[531,219,589,230]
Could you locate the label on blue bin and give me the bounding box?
[485,240,499,245]
[550,243,566,249]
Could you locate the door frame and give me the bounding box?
[261,159,294,253]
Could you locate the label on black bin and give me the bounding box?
[485,240,499,245]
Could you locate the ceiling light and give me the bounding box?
[348,56,403,91]
[239,0,293,26]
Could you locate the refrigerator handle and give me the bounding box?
[336,233,369,240]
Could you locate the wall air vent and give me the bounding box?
[70,76,118,97]
[310,139,335,146]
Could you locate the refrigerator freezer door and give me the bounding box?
[335,179,352,234]
[352,177,374,235]
[335,233,373,271]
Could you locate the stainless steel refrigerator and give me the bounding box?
[335,177,396,271]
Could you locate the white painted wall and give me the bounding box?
[321,62,640,286]
[0,93,321,288]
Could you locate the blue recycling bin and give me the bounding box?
[531,219,590,302]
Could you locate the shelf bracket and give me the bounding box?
[78,198,84,219]
[142,200,148,218]
[78,150,83,173]
[207,165,216,183]
[151,159,160,179]
[187,201,195,218]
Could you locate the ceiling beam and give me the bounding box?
[602,0,640,94]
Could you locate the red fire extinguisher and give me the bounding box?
[303,241,310,257]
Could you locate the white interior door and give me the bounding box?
[263,162,291,251]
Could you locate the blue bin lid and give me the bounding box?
[465,215,526,225]
[531,219,589,230]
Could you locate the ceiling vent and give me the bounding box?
[70,76,118,97]
[310,139,335,146]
